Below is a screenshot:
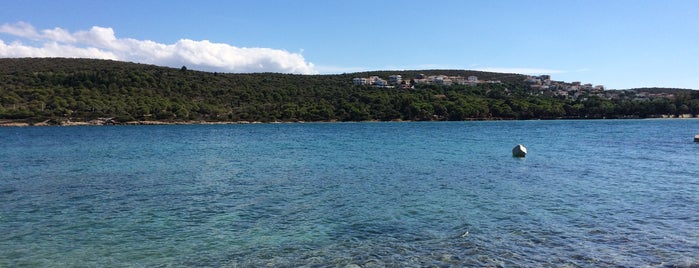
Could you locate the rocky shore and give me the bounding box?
[0,118,273,127]
[1,115,695,127]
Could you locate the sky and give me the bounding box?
[1,0,698,90]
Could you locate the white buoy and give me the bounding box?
[512,144,527,157]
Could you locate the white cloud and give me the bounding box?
[0,21,317,74]
[0,39,118,59]
[0,21,39,39]
[41,27,77,43]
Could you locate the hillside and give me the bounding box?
[1,58,698,125]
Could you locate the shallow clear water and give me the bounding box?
[1,120,698,267]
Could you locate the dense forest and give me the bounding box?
[1,58,698,125]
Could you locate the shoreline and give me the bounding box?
[0,119,289,127]
[1,115,697,127]
[0,118,353,127]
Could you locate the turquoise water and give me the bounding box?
[1,120,698,267]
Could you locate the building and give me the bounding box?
[452,76,466,85]
[433,75,452,86]
[352,77,371,85]
[373,78,388,87]
[525,76,542,85]
[388,75,402,85]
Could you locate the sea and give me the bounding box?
[1,119,698,267]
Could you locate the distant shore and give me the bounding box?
[0,117,367,127]
[0,119,305,127]
[2,115,697,127]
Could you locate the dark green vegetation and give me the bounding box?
[1,58,698,124]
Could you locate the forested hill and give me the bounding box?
[1,58,698,125]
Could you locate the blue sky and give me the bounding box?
[1,0,698,89]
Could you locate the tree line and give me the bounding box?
[1,58,698,124]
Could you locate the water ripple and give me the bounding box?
[1,120,698,267]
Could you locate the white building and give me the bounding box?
[388,75,402,85]
[373,78,388,87]
[353,77,371,85]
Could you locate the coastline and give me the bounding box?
[0,118,285,127]
[1,115,697,127]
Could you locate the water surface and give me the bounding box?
[1,120,698,267]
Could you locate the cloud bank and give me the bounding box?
[0,22,316,74]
